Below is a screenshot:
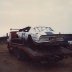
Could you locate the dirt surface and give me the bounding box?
[0,44,72,72]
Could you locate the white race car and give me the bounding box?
[17,26,63,43]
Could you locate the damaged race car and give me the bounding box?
[7,26,69,63]
[17,26,67,47]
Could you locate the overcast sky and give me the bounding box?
[0,0,72,36]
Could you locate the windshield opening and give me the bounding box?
[34,27,54,32]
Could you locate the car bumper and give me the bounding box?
[35,41,69,47]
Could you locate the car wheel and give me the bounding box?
[27,35,34,47]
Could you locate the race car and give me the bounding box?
[16,26,64,44]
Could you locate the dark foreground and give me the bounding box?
[0,44,72,72]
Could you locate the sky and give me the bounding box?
[0,0,72,36]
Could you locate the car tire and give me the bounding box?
[27,35,34,47]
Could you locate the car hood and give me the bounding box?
[38,31,54,36]
[36,31,54,39]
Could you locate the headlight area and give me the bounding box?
[39,35,64,42]
[39,36,49,42]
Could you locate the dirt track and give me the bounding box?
[0,44,72,72]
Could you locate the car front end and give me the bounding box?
[34,34,69,47]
